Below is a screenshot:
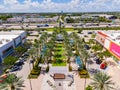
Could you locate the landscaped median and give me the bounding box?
[28,58,41,79]
[52,39,67,66]
[52,62,66,66]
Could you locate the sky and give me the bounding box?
[0,0,120,13]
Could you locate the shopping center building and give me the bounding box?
[0,30,26,62]
[95,30,120,61]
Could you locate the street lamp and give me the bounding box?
[27,50,33,90]
[29,61,33,90]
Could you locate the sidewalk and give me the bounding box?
[23,74,44,90]
[74,72,91,90]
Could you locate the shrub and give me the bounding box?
[79,70,88,75]
[56,59,63,63]
[86,85,93,90]
[33,66,41,70]
[69,65,72,72]
[4,56,18,66]
[79,69,90,78]
[28,74,38,79]
[30,69,40,75]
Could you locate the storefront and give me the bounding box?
[95,31,108,45]
[109,41,120,60]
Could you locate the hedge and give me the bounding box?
[79,69,90,78]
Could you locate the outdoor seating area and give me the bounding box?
[47,80,54,87]
[68,81,74,86]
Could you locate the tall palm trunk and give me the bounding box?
[10,85,15,90]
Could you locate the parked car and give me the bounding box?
[0,79,3,83]
[19,59,26,63]
[95,58,102,64]
[9,66,22,72]
[100,63,107,69]
[84,44,90,50]
[14,62,24,67]
[30,60,34,63]
[44,24,49,27]
[93,57,99,61]
[24,53,29,57]
[88,32,92,34]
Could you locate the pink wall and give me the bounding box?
[110,42,120,58]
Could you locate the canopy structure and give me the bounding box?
[56,34,64,41]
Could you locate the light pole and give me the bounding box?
[27,49,33,90]
[84,58,89,90]
[29,61,33,90]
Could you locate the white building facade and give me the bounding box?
[0,30,26,62]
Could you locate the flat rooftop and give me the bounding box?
[0,30,25,47]
[99,31,120,44]
[0,30,25,35]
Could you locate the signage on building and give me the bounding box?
[96,31,108,45]
[110,42,120,59]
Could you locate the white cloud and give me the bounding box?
[0,0,120,12]
[0,5,4,10]
[4,0,18,5]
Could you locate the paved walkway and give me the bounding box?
[14,57,120,90]
[22,74,44,90]
[74,72,91,90]
[14,61,44,90]
[41,73,76,90]
[73,57,120,90]
[49,64,68,75]
[41,74,55,90]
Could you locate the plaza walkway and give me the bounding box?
[23,74,44,90]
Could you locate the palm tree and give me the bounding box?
[28,46,36,67]
[33,42,40,59]
[81,50,89,69]
[0,74,24,90]
[91,72,114,90]
[66,50,73,63]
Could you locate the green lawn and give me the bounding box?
[54,56,66,60]
[46,28,54,31]
[45,28,75,31]
[63,28,74,31]
[54,48,65,54]
[55,43,63,46]
[52,62,67,66]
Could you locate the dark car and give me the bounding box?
[44,24,49,27]
[9,66,22,72]
[84,44,90,50]
[19,58,26,62]
[24,53,29,57]
[95,58,102,64]
[14,62,24,66]
[88,32,92,34]
[94,57,99,61]
[30,60,34,63]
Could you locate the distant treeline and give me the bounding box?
[0,15,13,20]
